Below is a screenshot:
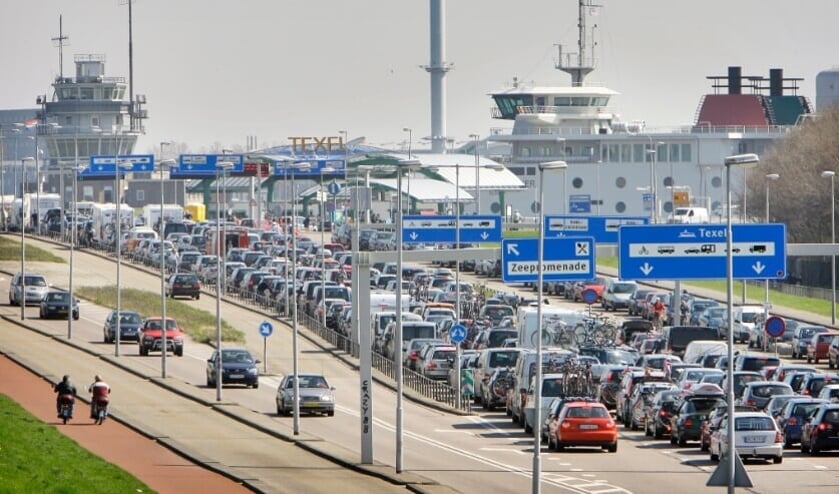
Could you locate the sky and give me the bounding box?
[1,0,838,155]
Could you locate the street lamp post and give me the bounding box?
[319,166,335,328]
[403,128,412,214]
[395,158,421,473]
[533,160,566,494]
[763,173,779,349]
[646,140,664,223]
[469,134,480,214]
[19,156,34,321]
[114,160,133,356]
[286,160,311,435]
[215,161,235,402]
[68,162,82,340]
[823,170,836,325]
[157,158,177,378]
[722,153,759,493]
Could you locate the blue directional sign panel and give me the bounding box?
[544,215,648,244]
[569,194,592,213]
[80,154,155,179]
[171,154,245,178]
[618,224,787,281]
[402,215,502,244]
[271,159,346,177]
[501,237,595,283]
[449,324,467,344]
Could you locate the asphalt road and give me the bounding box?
[4,234,839,493]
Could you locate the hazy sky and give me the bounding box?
[2,0,837,155]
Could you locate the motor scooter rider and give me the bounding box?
[88,375,111,419]
[53,375,77,417]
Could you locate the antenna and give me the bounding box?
[555,0,602,86]
[51,15,70,79]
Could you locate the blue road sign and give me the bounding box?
[642,193,654,212]
[171,154,245,178]
[618,224,787,281]
[328,181,342,196]
[764,316,786,338]
[259,321,274,337]
[402,215,502,244]
[271,159,346,177]
[449,324,467,344]
[569,194,592,213]
[582,288,598,305]
[80,155,155,179]
[544,215,648,244]
[501,237,595,284]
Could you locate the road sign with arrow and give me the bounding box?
[501,237,595,283]
[618,223,787,281]
[402,215,502,244]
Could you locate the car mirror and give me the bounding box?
[255,359,261,364]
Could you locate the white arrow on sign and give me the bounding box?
[640,262,654,276]
[480,231,489,240]
[506,243,520,256]
[752,261,766,274]
[409,232,419,240]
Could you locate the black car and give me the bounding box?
[103,310,143,343]
[165,273,201,300]
[206,347,260,388]
[39,290,79,320]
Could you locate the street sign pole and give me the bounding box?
[449,324,468,410]
[259,321,273,374]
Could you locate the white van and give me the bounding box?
[731,305,766,344]
[668,207,710,224]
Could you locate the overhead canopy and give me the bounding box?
[370,178,473,202]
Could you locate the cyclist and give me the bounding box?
[652,297,665,331]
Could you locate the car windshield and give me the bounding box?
[47,292,68,302]
[221,350,253,363]
[289,375,329,389]
[684,398,724,413]
[604,350,638,365]
[120,313,142,324]
[488,351,519,368]
[751,385,791,398]
[741,312,759,323]
[566,406,609,418]
[24,276,47,286]
[613,283,635,293]
[791,403,823,417]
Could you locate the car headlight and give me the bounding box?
[320,395,334,402]
[247,368,258,375]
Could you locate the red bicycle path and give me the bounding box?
[0,355,251,494]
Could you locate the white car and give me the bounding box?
[709,411,783,464]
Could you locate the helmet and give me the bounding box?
[62,375,70,381]
[94,375,101,382]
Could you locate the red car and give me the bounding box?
[138,317,185,357]
[807,331,839,365]
[573,277,608,303]
[547,401,618,452]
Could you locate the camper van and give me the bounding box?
[516,306,586,349]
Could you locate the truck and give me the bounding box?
[91,203,134,249]
[142,204,185,232]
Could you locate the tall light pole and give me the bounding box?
[395,158,421,473]
[533,160,566,494]
[114,160,133,356]
[19,156,34,321]
[763,173,779,349]
[286,160,311,435]
[646,140,664,223]
[722,153,759,493]
[157,158,177,378]
[823,170,836,324]
[339,130,348,222]
[319,166,336,328]
[215,160,234,401]
[403,128,413,214]
[68,163,82,340]
[469,134,481,214]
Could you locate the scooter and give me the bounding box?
[57,394,74,425]
[91,398,109,425]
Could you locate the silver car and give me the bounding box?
[9,272,49,306]
[275,373,335,417]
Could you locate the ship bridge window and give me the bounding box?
[593,97,609,106]
[493,95,532,119]
[536,96,546,106]
[669,144,681,162]
[572,97,589,106]
[58,88,77,100]
[607,144,619,162]
[681,144,692,162]
[554,97,571,106]
[103,87,115,100]
[520,147,531,157]
[620,144,631,162]
[633,144,645,162]
[80,87,94,100]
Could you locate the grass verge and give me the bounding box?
[597,256,832,318]
[75,286,245,344]
[0,235,65,263]
[0,394,154,493]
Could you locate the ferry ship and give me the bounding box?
[485,0,812,222]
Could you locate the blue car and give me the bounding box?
[776,398,827,447]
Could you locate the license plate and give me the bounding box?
[229,374,244,379]
[304,402,320,408]
[744,436,764,444]
[579,424,598,430]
